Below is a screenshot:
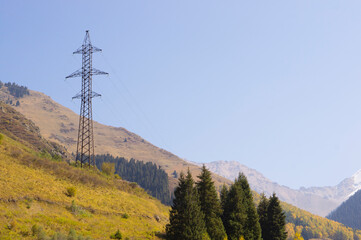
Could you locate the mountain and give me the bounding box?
[5,88,231,191]
[2,84,361,239]
[0,104,169,239]
[282,200,361,240]
[327,188,361,230]
[203,160,361,217]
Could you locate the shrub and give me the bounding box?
[39,150,52,159]
[10,147,22,158]
[65,186,76,197]
[31,224,47,239]
[50,232,67,240]
[102,162,115,177]
[129,182,138,189]
[68,200,91,217]
[52,154,62,162]
[68,228,77,240]
[6,219,17,230]
[110,230,122,239]
[122,213,129,219]
[25,198,33,209]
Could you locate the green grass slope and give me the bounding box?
[0,133,169,239]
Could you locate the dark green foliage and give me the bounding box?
[327,189,361,230]
[222,173,261,240]
[257,193,269,239]
[220,184,228,210]
[65,186,76,197]
[32,224,43,237]
[4,82,29,98]
[166,170,207,240]
[110,230,122,239]
[95,154,171,205]
[196,165,226,240]
[266,193,287,240]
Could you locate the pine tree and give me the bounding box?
[196,165,227,240]
[267,193,287,240]
[222,173,261,240]
[238,173,262,240]
[166,170,207,240]
[220,184,228,210]
[257,193,269,239]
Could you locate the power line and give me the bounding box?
[100,53,170,150]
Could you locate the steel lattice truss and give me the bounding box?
[66,31,108,167]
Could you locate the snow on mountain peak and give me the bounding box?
[352,168,361,185]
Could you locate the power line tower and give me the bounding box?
[66,30,108,167]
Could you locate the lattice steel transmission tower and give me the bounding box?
[66,30,108,167]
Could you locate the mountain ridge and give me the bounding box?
[202,160,361,217]
[10,89,231,192]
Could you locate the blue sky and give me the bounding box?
[2,1,361,189]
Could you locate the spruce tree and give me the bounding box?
[222,173,261,240]
[220,184,228,210]
[257,193,269,239]
[166,170,207,240]
[196,165,227,240]
[267,193,287,240]
[238,173,262,240]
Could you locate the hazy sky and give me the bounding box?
[2,1,361,189]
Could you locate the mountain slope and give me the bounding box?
[327,189,361,231]
[203,160,357,217]
[11,89,231,191]
[1,89,361,239]
[0,124,169,239]
[0,101,69,160]
[282,200,361,240]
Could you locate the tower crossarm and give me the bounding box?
[92,68,108,76]
[73,45,102,54]
[66,68,108,79]
[72,91,101,99]
[66,69,82,79]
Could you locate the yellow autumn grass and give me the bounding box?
[0,133,169,239]
[13,90,231,191]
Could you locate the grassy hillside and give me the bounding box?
[1,84,360,240]
[283,202,361,240]
[9,89,231,191]
[248,193,361,240]
[0,132,169,239]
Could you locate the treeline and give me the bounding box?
[0,81,30,98]
[166,165,287,240]
[94,154,171,205]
